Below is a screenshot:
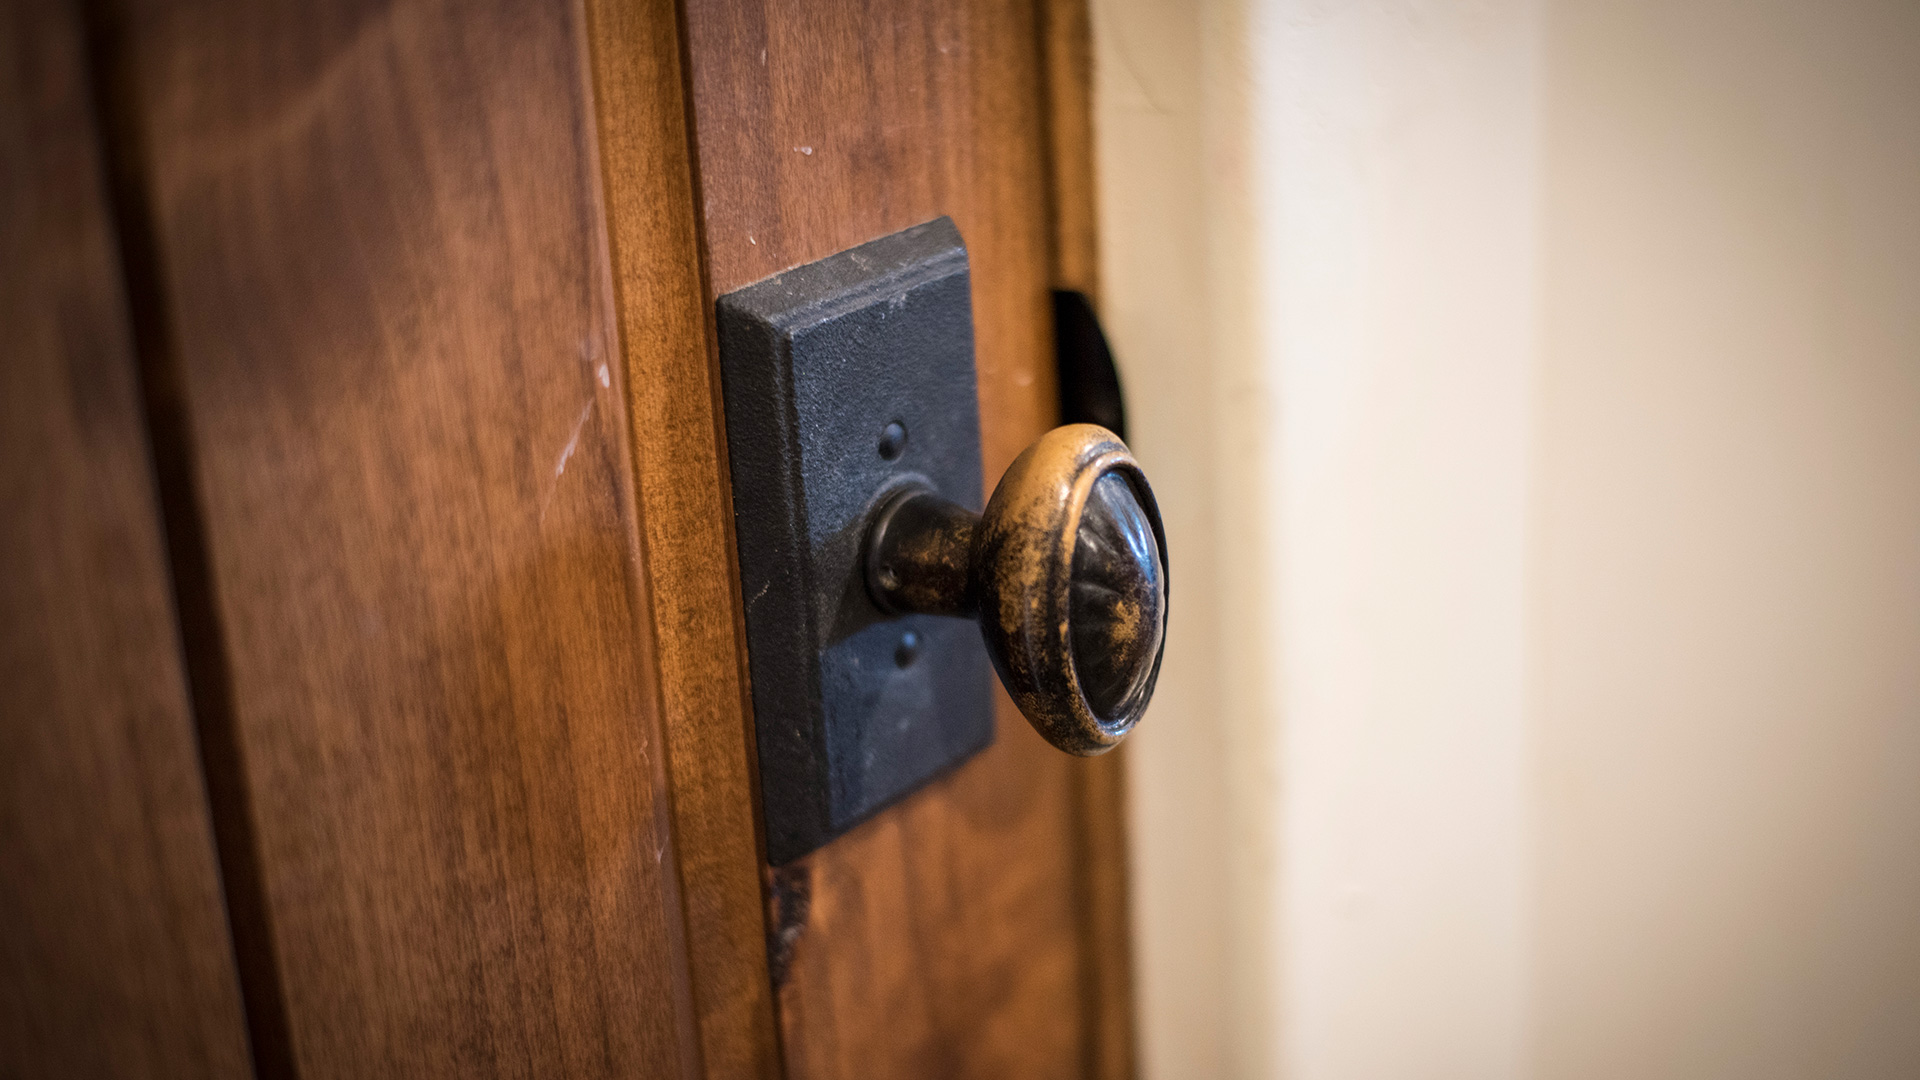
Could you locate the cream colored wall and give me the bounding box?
[1094,0,1920,1077]
[1530,2,1920,1076]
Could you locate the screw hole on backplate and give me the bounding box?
[878,420,908,460]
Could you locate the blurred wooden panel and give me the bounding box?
[679,0,1126,1075]
[1040,0,1101,298]
[96,0,700,1074]
[0,1,252,1075]
[582,0,783,1076]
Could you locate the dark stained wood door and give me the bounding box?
[668,1,1132,1076]
[3,0,1129,1076]
[0,2,252,1074]
[85,0,704,1074]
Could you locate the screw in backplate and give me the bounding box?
[894,629,921,668]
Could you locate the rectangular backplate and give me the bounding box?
[717,217,993,865]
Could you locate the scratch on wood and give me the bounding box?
[540,398,596,523]
[556,401,594,479]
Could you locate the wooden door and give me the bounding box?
[660,2,1131,1076]
[2,0,1130,1076]
[1,4,252,1074]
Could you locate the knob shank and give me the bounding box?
[866,488,977,618]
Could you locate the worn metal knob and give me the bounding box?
[864,424,1168,754]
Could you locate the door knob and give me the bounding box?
[718,218,1167,861]
[865,424,1168,755]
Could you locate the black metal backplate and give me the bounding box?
[717,217,992,866]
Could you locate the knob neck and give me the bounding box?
[864,488,978,618]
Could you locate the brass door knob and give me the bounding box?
[864,424,1168,754]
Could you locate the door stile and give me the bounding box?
[582,0,786,1077]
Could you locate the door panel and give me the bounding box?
[11,0,1133,1074]
[0,2,252,1074]
[581,1,783,1076]
[677,1,1107,1075]
[95,0,699,1073]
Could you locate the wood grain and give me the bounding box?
[0,2,252,1074]
[679,0,1124,1075]
[582,0,783,1077]
[1039,0,1102,298]
[99,0,701,1073]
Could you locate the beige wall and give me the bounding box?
[1532,2,1920,1076]
[1096,0,1920,1077]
